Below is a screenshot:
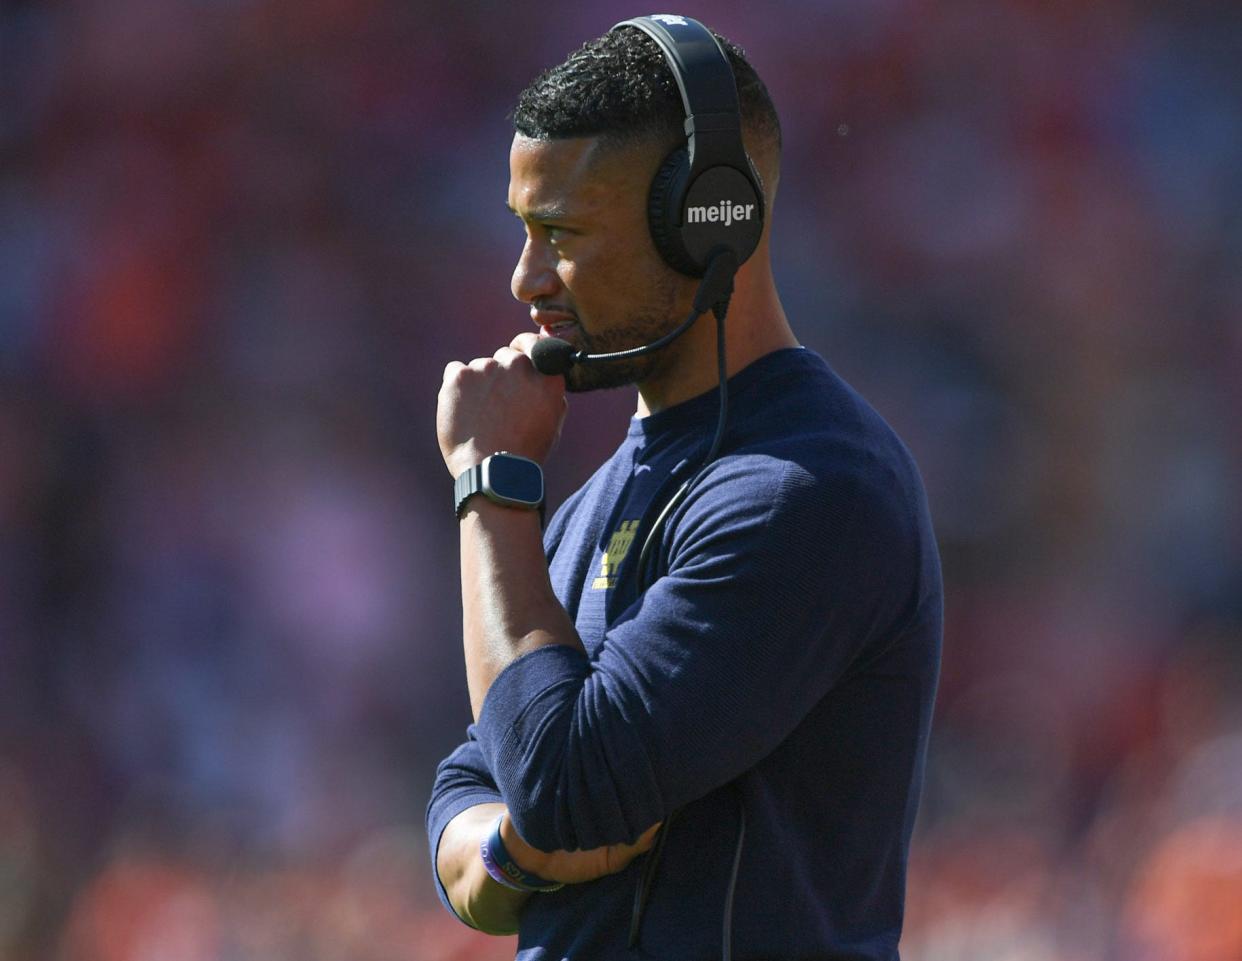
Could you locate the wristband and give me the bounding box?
[480,814,565,893]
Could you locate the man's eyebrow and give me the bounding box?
[505,201,572,222]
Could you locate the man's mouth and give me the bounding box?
[532,307,579,339]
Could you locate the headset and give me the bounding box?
[625,13,766,277]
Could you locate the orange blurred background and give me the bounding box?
[2,1,1240,958]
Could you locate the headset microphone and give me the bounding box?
[528,337,578,376]
[529,247,738,376]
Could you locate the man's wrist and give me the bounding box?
[480,814,564,893]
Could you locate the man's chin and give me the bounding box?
[565,356,650,393]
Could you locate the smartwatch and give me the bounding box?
[454,452,545,520]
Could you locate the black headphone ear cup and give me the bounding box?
[647,148,703,277]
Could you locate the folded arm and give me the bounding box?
[428,736,662,934]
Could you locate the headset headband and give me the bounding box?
[613,15,747,174]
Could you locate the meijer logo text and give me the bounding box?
[686,200,756,227]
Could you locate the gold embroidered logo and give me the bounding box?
[592,520,640,590]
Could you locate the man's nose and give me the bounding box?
[511,237,559,305]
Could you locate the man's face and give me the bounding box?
[507,134,690,392]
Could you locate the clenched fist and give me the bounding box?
[437,332,567,477]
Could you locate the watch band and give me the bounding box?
[454,462,486,519]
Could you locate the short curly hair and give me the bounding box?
[512,22,781,156]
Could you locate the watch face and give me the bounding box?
[484,455,543,507]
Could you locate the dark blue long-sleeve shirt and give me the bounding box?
[427,348,942,960]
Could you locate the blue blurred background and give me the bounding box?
[2,0,1241,958]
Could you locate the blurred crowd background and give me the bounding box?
[2,0,1240,958]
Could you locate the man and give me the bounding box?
[427,16,941,961]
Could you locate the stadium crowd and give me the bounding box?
[1,0,1239,958]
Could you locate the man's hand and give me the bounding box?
[500,813,663,885]
[438,332,567,477]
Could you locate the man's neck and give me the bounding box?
[635,274,797,417]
